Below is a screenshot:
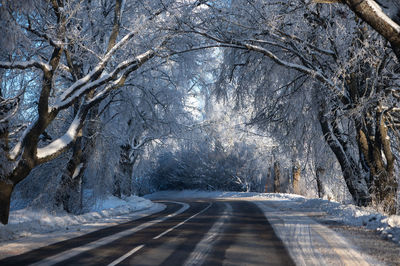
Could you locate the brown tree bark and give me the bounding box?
[274,162,281,193]
[370,111,397,214]
[349,69,397,214]
[292,163,301,195]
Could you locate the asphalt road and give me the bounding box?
[0,200,295,266]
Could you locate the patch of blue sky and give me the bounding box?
[2,68,39,121]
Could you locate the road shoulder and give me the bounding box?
[254,199,388,266]
[0,203,165,260]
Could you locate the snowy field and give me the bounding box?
[1,190,400,262]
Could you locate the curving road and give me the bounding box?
[0,200,294,266]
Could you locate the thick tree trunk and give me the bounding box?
[355,109,397,214]
[319,109,371,206]
[55,170,83,213]
[373,172,398,214]
[371,113,397,214]
[114,139,140,197]
[55,135,84,213]
[273,162,280,193]
[0,180,13,225]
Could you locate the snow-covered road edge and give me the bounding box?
[0,196,165,259]
[255,201,381,266]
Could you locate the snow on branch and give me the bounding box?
[58,29,137,103]
[37,47,155,162]
[193,29,349,102]
[272,30,336,56]
[243,44,330,83]
[344,0,400,48]
[54,49,155,110]
[36,116,82,161]
[9,123,34,160]
[0,60,51,72]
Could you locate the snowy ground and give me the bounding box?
[0,196,164,259]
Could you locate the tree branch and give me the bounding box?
[0,60,52,72]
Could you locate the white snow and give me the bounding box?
[0,195,163,259]
[0,60,52,72]
[367,0,400,34]
[36,117,81,160]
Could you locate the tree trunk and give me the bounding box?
[316,167,325,199]
[371,112,397,214]
[292,163,301,195]
[319,109,371,206]
[273,162,280,193]
[264,172,268,193]
[373,172,398,214]
[355,108,397,214]
[55,170,83,213]
[0,180,13,225]
[55,134,85,213]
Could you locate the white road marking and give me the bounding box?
[31,201,189,266]
[107,202,213,266]
[184,202,232,266]
[107,244,145,266]
[153,202,212,240]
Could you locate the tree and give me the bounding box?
[315,0,400,60]
[192,0,399,211]
[0,0,210,224]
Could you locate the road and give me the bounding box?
[0,199,294,266]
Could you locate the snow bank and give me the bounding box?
[0,195,155,242]
[300,197,400,244]
[145,189,305,201]
[146,190,400,245]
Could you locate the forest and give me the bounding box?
[1,0,400,225]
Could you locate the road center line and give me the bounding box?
[107,244,145,266]
[153,202,213,240]
[107,202,212,266]
[31,201,189,266]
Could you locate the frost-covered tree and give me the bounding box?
[191,0,400,212]
[0,0,212,224]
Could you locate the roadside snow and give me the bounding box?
[0,195,164,259]
[300,197,400,245]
